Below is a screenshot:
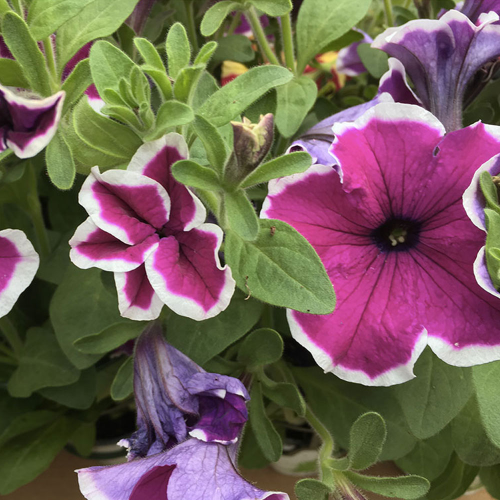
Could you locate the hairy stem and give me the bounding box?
[280,14,296,73]
[246,7,280,66]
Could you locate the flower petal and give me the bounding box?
[69,218,159,272]
[378,58,421,105]
[336,29,372,76]
[115,265,164,320]
[461,0,500,22]
[0,229,39,318]
[79,167,170,245]
[127,133,206,232]
[145,224,235,321]
[474,246,500,298]
[0,84,65,158]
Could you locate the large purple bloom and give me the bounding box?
[372,10,500,132]
[0,229,39,318]
[263,103,500,386]
[69,133,235,321]
[0,84,64,158]
[77,325,288,500]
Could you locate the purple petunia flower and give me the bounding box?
[0,83,65,159]
[263,103,500,386]
[0,229,39,318]
[69,133,235,322]
[77,325,288,500]
[336,29,373,77]
[372,10,500,132]
[460,0,500,23]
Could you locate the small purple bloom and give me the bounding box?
[336,29,373,77]
[263,103,500,386]
[0,83,65,158]
[0,229,39,318]
[372,10,500,131]
[69,133,235,321]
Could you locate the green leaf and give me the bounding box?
[141,64,173,101]
[199,65,293,127]
[225,219,335,314]
[89,40,135,100]
[134,37,165,71]
[74,321,145,354]
[173,64,205,103]
[200,1,240,37]
[473,360,500,448]
[7,328,80,397]
[295,478,332,500]
[50,266,129,368]
[0,58,29,88]
[73,98,142,161]
[213,35,255,63]
[349,412,387,471]
[61,58,92,113]
[451,395,500,466]
[480,171,500,212]
[166,291,263,365]
[238,328,283,369]
[321,29,364,52]
[0,416,75,494]
[171,159,221,191]
[39,367,97,409]
[393,348,472,439]
[45,130,76,190]
[0,410,58,448]
[249,381,282,462]
[110,356,133,401]
[194,41,218,65]
[70,422,96,457]
[345,471,430,499]
[224,190,259,241]
[485,209,500,289]
[146,101,195,140]
[294,367,417,461]
[0,0,10,16]
[296,0,372,73]
[130,66,151,106]
[101,104,143,130]
[27,0,94,40]
[357,44,389,78]
[240,151,312,188]
[2,12,51,96]
[238,422,270,469]
[481,465,500,498]
[191,71,219,111]
[396,427,453,481]
[248,0,292,16]
[275,76,317,137]
[166,22,191,80]
[261,379,306,417]
[192,115,229,174]
[56,0,140,70]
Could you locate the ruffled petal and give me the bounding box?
[145,225,235,321]
[79,167,170,245]
[0,229,39,318]
[378,58,421,105]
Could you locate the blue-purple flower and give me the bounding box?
[77,325,289,500]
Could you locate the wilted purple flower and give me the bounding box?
[69,133,235,322]
[372,10,500,131]
[263,103,500,386]
[0,84,64,158]
[0,229,39,318]
[336,29,373,77]
[77,325,288,500]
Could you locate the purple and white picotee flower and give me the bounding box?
[0,229,39,318]
[0,84,65,158]
[263,103,500,386]
[69,133,235,321]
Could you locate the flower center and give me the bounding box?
[371,218,421,252]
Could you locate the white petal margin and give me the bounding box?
[286,309,429,387]
[144,223,236,321]
[127,133,206,232]
[473,246,500,299]
[0,84,65,159]
[463,152,500,231]
[188,428,238,445]
[114,271,164,321]
[0,229,40,318]
[79,167,171,245]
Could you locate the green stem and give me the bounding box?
[246,7,280,66]
[384,0,394,26]
[43,37,58,89]
[280,14,296,73]
[186,0,199,54]
[0,317,22,358]
[226,11,242,36]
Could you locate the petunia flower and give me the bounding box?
[0,229,39,318]
[336,29,373,77]
[69,133,235,321]
[460,0,500,22]
[262,103,500,386]
[372,10,500,132]
[128,323,249,459]
[77,324,288,500]
[0,83,65,159]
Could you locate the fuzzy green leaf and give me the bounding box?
[238,328,283,368]
[200,1,240,36]
[110,356,133,401]
[224,190,259,241]
[349,412,387,471]
[166,22,191,79]
[248,0,292,16]
[0,58,29,88]
[171,159,221,190]
[192,115,229,174]
[295,479,332,500]
[61,58,92,113]
[46,130,76,190]
[357,44,389,78]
